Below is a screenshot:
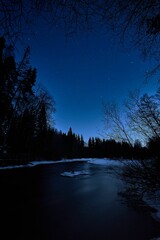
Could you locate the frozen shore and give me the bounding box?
[0,158,123,170]
[0,158,160,224]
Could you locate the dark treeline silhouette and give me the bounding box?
[0,36,55,163]
[0,36,160,165]
[45,128,85,160]
[87,137,148,160]
[0,37,86,162]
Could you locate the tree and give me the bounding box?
[113,89,160,204]
[0,37,56,160]
[33,88,55,158]
[103,102,133,146]
[0,37,17,155]
[1,1,160,59]
[104,89,160,153]
[0,41,38,157]
[9,108,36,160]
[126,90,160,142]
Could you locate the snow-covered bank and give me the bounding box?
[1,157,159,220]
[88,158,123,166]
[0,160,56,170]
[0,158,124,170]
[0,159,88,170]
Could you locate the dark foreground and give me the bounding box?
[0,161,160,240]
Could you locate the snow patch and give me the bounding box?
[61,170,89,177]
[0,158,128,170]
[87,158,123,166]
[29,160,56,166]
[0,164,30,170]
[0,159,88,170]
[0,160,56,170]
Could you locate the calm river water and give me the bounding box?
[0,160,160,240]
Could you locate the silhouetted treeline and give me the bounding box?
[87,137,147,159]
[45,128,85,160]
[0,38,86,162]
[0,37,55,162]
[0,36,160,164]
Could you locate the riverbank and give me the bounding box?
[0,158,123,170]
[0,157,160,228]
[0,159,159,240]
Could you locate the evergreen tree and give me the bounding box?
[67,127,74,159]
[0,37,56,161]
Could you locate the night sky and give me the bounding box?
[20,24,158,142]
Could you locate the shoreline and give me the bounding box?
[0,158,160,225]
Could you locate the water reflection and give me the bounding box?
[0,160,160,240]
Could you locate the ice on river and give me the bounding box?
[88,158,123,166]
[61,170,89,177]
[0,158,123,170]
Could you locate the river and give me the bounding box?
[0,159,160,240]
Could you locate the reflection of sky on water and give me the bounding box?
[0,160,160,239]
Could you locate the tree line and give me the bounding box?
[0,37,85,162]
[0,37,84,162]
[0,0,160,210]
[1,1,160,60]
[103,89,160,166]
[0,36,160,165]
[103,89,160,199]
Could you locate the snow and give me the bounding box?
[143,191,160,222]
[59,159,123,177]
[0,159,87,170]
[0,164,30,170]
[0,158,123,170]
[29,160,56,166]
[28,158,124,167]
[0,160,56,170]
[0,157,160,232]
[87,158,123,166]
[61,170,89,177]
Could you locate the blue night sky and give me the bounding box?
[21,25,158,142]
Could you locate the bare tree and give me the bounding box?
[1,0,160,58]
[103,102,133,146]
[34,87,56,128]
[126,90,160,142]
[0,0,100,42]
[104,89,160,144]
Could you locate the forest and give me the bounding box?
[0,1,160,166]
[0,3,160,228]
[0,36,160,166]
